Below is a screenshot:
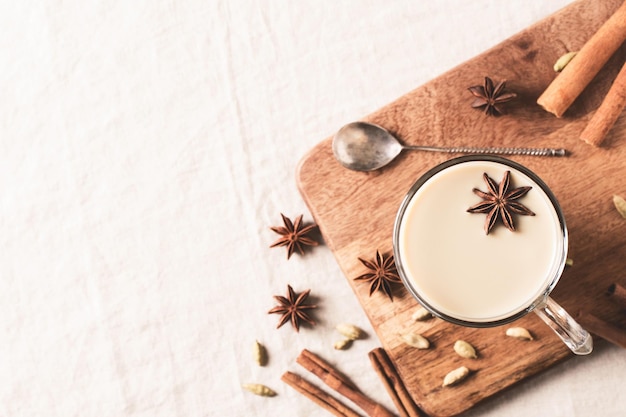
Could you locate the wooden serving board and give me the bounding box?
[297,1,626,416]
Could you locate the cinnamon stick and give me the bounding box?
[296,349,395,417]
[576,311,626,349]
[281,371,362,417]
[606,282,626,308]
[580,61,626,146]
[297,349,358,391]
[368,348,426,417]
[536,0,626,117]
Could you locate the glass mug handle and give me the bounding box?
[533,296,593,355]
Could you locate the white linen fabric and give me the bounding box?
[1,0,624,416]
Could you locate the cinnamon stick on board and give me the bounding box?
[575,311,626,349]
[296,349,395,417]
[368,348,426,417]
[536,0,626,117]
[580,61,626,146]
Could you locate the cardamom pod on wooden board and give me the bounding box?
[401,332,430,349]
[553,51,578,72]
[411,306,433,321]
[454,340,478,359]
[443,366,470,387]
[613,195,626,219]
[506,327,534,340]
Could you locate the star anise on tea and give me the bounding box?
[268,285,317,332]
[354,250,402,301]
[270,213,318,259]
[468,76,517,116]
[467,171,535,234]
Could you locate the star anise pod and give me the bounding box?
[268,285,317,332]
[468,77,517,116]
[354,250,402,301]
[467,171,535,235]
[270,213,318,259]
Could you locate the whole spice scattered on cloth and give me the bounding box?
[269,213,318,259]
[468,76,517,116]
[268,284,317,332]
[354,250,402,301]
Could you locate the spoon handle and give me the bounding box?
[404,145,567,157]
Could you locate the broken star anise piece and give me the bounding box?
[354,250,402,301]
[268,285,317,332]
[270,213,318,259]
[468,76,517,116]
[467,171,535,235]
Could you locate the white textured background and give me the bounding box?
[1,1,625,416]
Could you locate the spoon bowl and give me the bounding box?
[332,121,567,172]
[332,122,402,171]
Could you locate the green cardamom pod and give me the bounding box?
[454,340,477,359]
[443,366,470,387]
[242,383,277,397]
[553,51,577,72]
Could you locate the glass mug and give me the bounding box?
[393,155,592,355]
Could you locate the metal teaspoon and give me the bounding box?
[332,121,567,172]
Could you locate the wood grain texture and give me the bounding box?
[297,0,626,415]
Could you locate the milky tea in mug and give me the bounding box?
[393,156,592,354]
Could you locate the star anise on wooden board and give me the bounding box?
[354,250,402,301]
[468,76,517,116]
[467,171,535,235]
[268,285,317,332]
[270,213,318,259]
